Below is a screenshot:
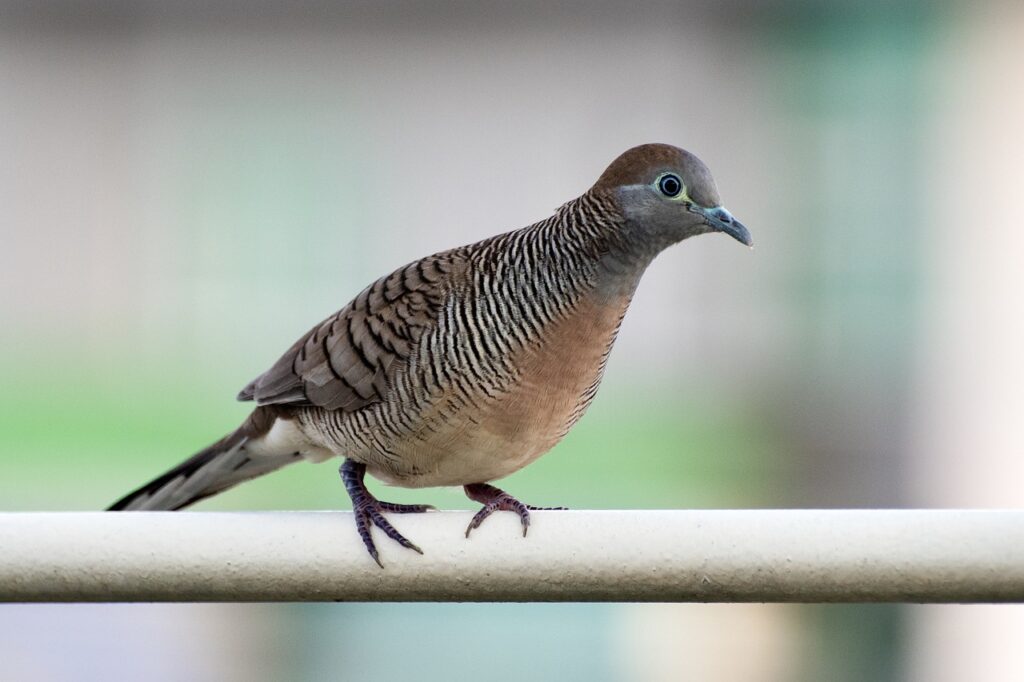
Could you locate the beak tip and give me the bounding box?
[728,224,754,248]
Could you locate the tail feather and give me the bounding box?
[107,407,299,511]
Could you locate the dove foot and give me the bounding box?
[463,482,566,538]
[340,459,434,568]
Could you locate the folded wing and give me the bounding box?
[238,253,463,411]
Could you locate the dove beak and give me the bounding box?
[692,205,753,247]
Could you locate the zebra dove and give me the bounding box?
[109,143,752,566]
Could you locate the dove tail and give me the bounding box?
[107,406,302,511]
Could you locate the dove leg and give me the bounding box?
[340,459,433,568]
[463,482,566,539]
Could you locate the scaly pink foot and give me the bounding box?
[463,482,566,538]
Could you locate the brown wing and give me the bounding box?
[238,253,463,411]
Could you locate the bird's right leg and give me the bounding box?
[339,459,434,568]
[463,482,566,538]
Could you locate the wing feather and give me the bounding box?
[238,253,464,411]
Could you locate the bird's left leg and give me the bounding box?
[340,459,434,567]
[463,482,566,538]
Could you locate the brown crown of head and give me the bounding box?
[590,143,721,208]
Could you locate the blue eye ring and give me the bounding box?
[657,173,683,198]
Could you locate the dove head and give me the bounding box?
[591,143,751,251]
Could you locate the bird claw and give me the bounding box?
[355,500,425,555]
[463,483,564,538]
[341,460,431,567]
[376,501,437,514]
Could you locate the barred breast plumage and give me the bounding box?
[108,143,752,566]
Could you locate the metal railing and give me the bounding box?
[1,510,1021,602]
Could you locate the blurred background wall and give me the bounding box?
[1,1,1022,680]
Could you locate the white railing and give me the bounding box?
[1,510,1021,602]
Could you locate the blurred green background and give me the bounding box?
[2,1,1023,680]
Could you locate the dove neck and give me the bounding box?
[552,194,656,302]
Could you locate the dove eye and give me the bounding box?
[657,173,683,198]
